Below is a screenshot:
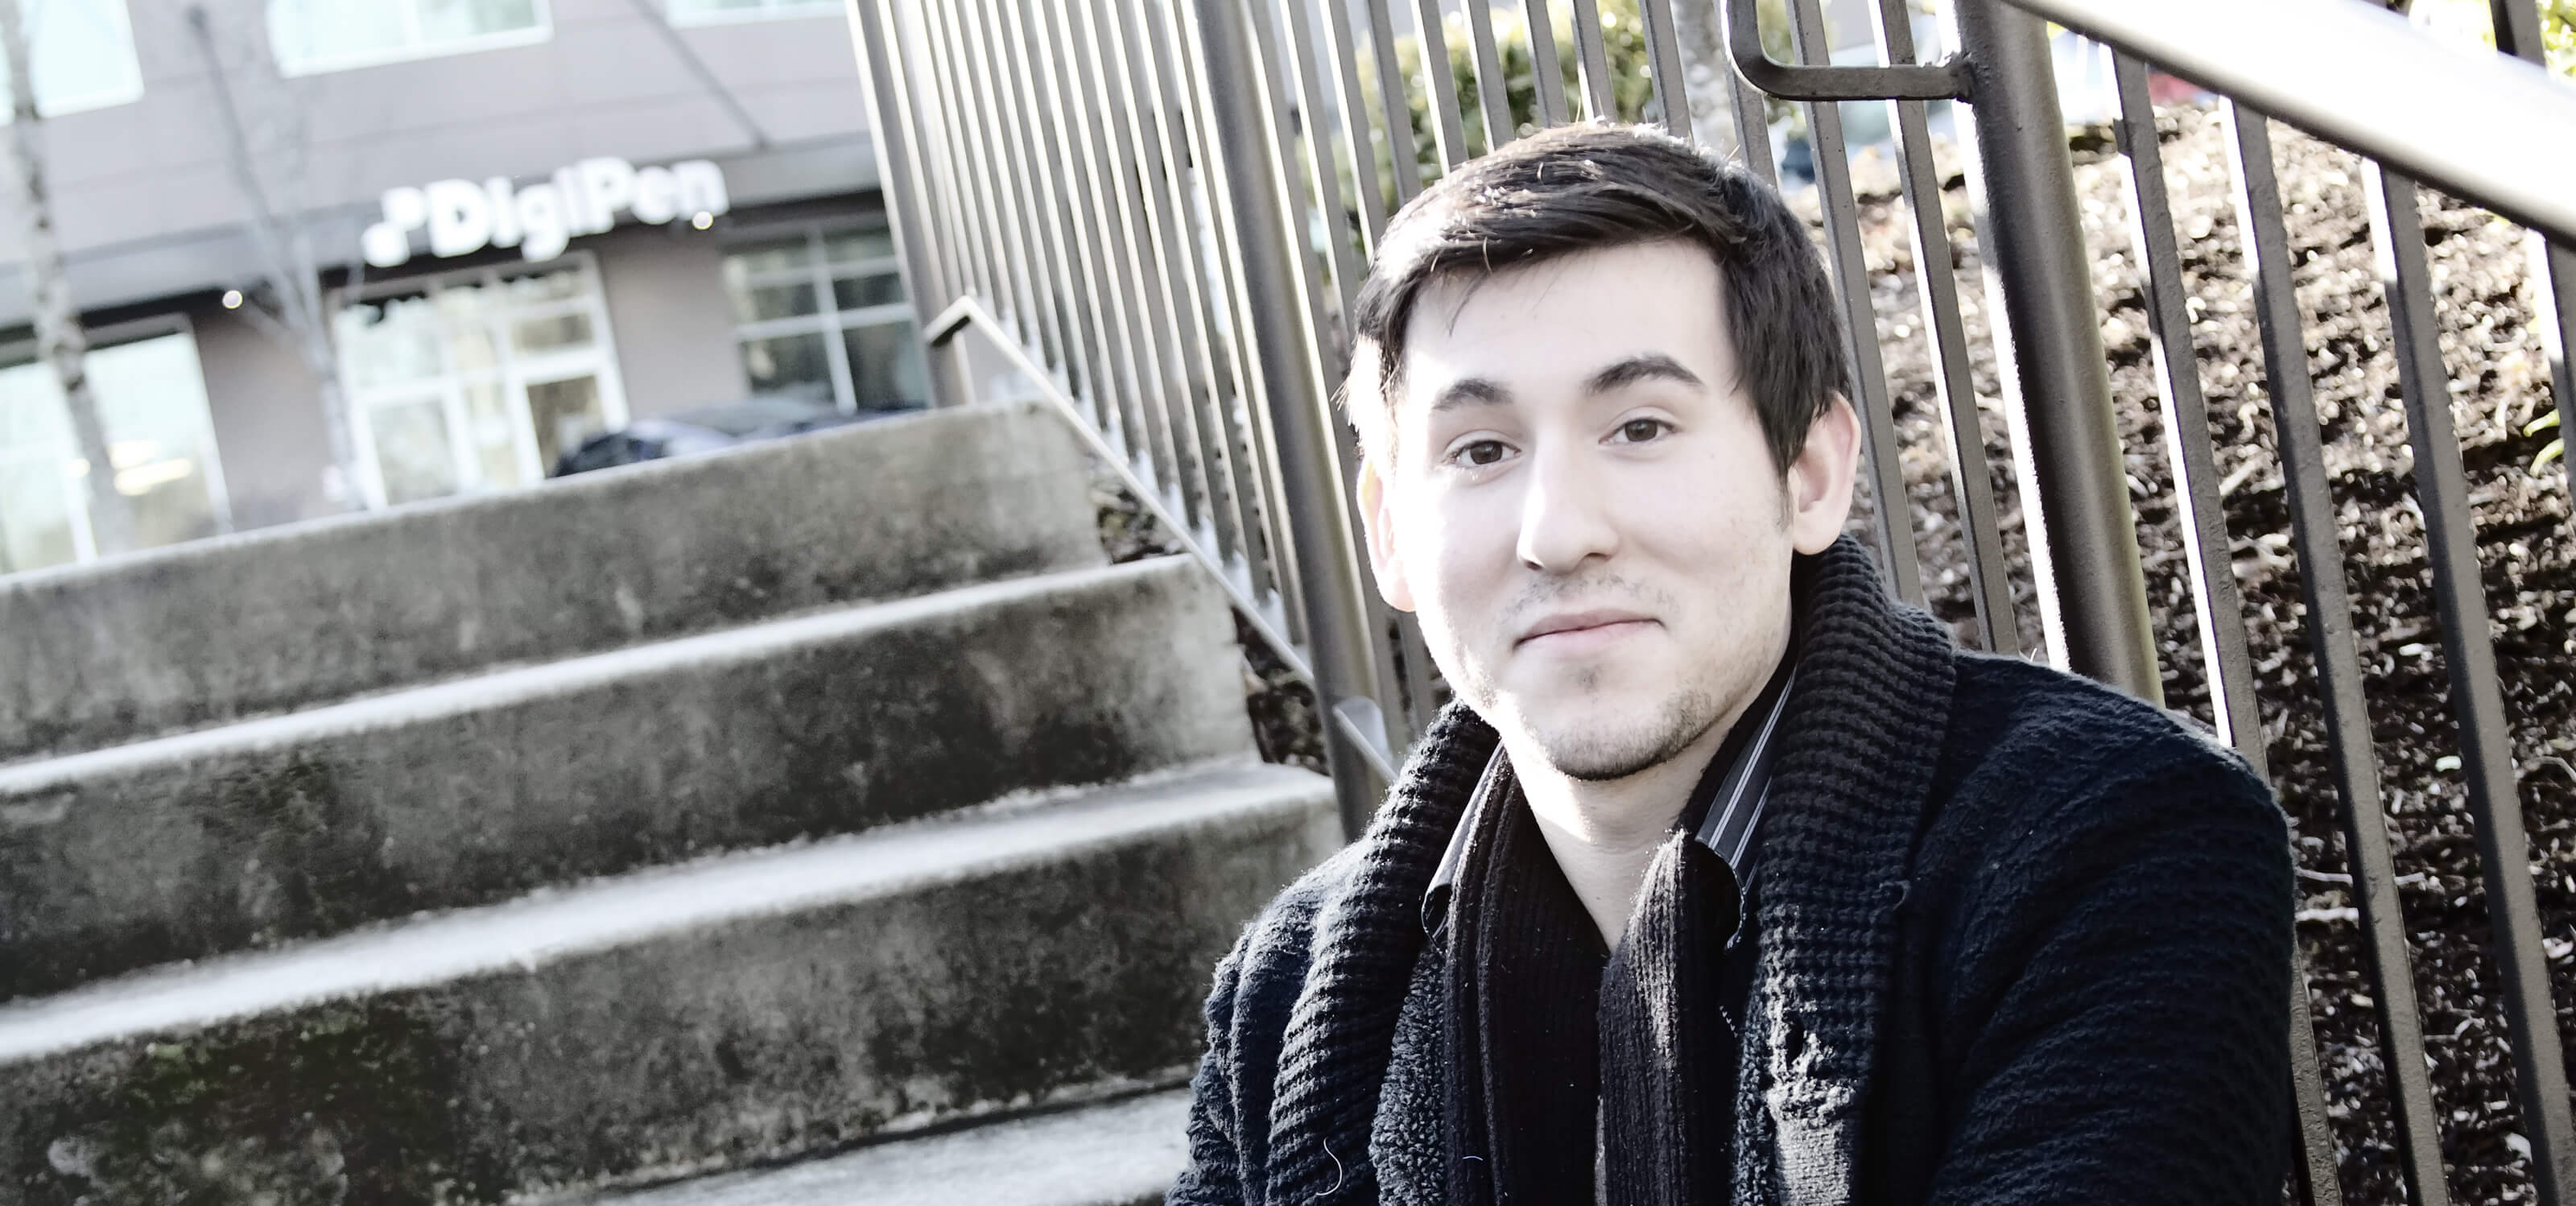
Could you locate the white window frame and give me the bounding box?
[332,250,630,509]
[268,0,554,78]
[0,315,233,568]
[0,0,144,121]
[666,0,843,28]
[724,218,922,414]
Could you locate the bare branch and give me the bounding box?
[0,0,131,554]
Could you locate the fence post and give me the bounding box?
[1191,0,1393,836]
[1950,0,2161,701]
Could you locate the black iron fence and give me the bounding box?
[844,0,2576,1200]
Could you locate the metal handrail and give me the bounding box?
[926,292,1402,788]
[1722,0,1971,100]
[2004,0,2576,243]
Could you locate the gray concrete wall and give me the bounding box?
[191,302,338,529]
[594,223,750,420]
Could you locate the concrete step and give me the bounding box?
[0,762,1335,1206]
[0,556,1253,1001]
[576,1090,1188,1206]
[0,401,1103,766]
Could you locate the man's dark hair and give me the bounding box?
[1348,122,1847,475]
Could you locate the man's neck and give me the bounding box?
[1510,641,1787,947]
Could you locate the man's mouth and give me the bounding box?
[1515,609,1657,649]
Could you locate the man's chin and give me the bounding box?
[1516,711,1709,783]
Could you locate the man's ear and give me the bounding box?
[1345,337,1415,613]
[1356,453,1416,613]
[1785,394,1860,555]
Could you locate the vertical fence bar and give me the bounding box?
[1089,0,1206,536]
[986,0,1116,441]
[1129,0,1268,586]
[850,0,943,312]
[1459,0,1515,151]
[950,0,1047,341]
[1521,0,1569,127]
[2110,55,2258,758]
[1282,0,1419,762]
[1728,70,1777,184]
[1951,0,2161,700]
[1566,0,1618,121]
[1869,0,2015,652]
[2539,236,2576,503]
[1006,0,1117,436]
[1273,0,1368,337]
[1362,0,1423,204]
[2488,0,2576,504]
[902,0,971,303]
[902,3,980,332]
[2285,964,2347,1206]
[1715,0,1777,179]
[1321,0,1393,250]
[1057,0,1191,501]
[952,0,1053,361]
[1638,0,1690,139]
[1789,0,1922,605]
[1106,0,1238,555]
[916,0,1004,340]
[1196,0,1393,827]
[1074,0,1207,531]
[2223,103,2446,1206]
[1063,0,1166,466]
[1014,0,1169,479]
[1270,0,1420,757]
[1168,0,1313,638]
[849,0,965,407]
[2366,160,2576,1206]
[1414,0,1471,171]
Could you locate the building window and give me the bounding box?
[667,0,841,26]
[0,0,142,119]
[723,221,929,414]
[333,253,628,507]
[267,0,551,76]
[0,324,232,575]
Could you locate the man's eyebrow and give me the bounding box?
[1585,353,1703,395]
[1429,377,1512,412]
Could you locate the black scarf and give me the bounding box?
[1298,539,1956,1206]
[1433,750,1755,1206]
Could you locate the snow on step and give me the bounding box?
[0,399,1100,766]
[579,1090,1189,1206]
[0,762,1317,1067]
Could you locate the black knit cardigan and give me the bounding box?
[1169,537,2296,1206]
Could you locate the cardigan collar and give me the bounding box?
[1741,539,1958,1205]
[1261,535,1957,1206]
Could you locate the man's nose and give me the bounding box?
[1514,442,1620,573]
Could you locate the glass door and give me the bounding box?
[335,252,627,508]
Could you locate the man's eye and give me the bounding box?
[1453,439,1511,467]
[1616,418,1670,444]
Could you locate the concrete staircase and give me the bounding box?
[0,401,1335,1204]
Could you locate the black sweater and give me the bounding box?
[1170,537,2295,1206]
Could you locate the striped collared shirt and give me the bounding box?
[1423,645,1801,932]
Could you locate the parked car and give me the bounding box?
[551,397,919,476]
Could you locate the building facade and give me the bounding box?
[0,0,921,575]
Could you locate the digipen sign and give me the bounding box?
[361,157,730,269]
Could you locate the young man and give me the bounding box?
[1170,124,2294,1205]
